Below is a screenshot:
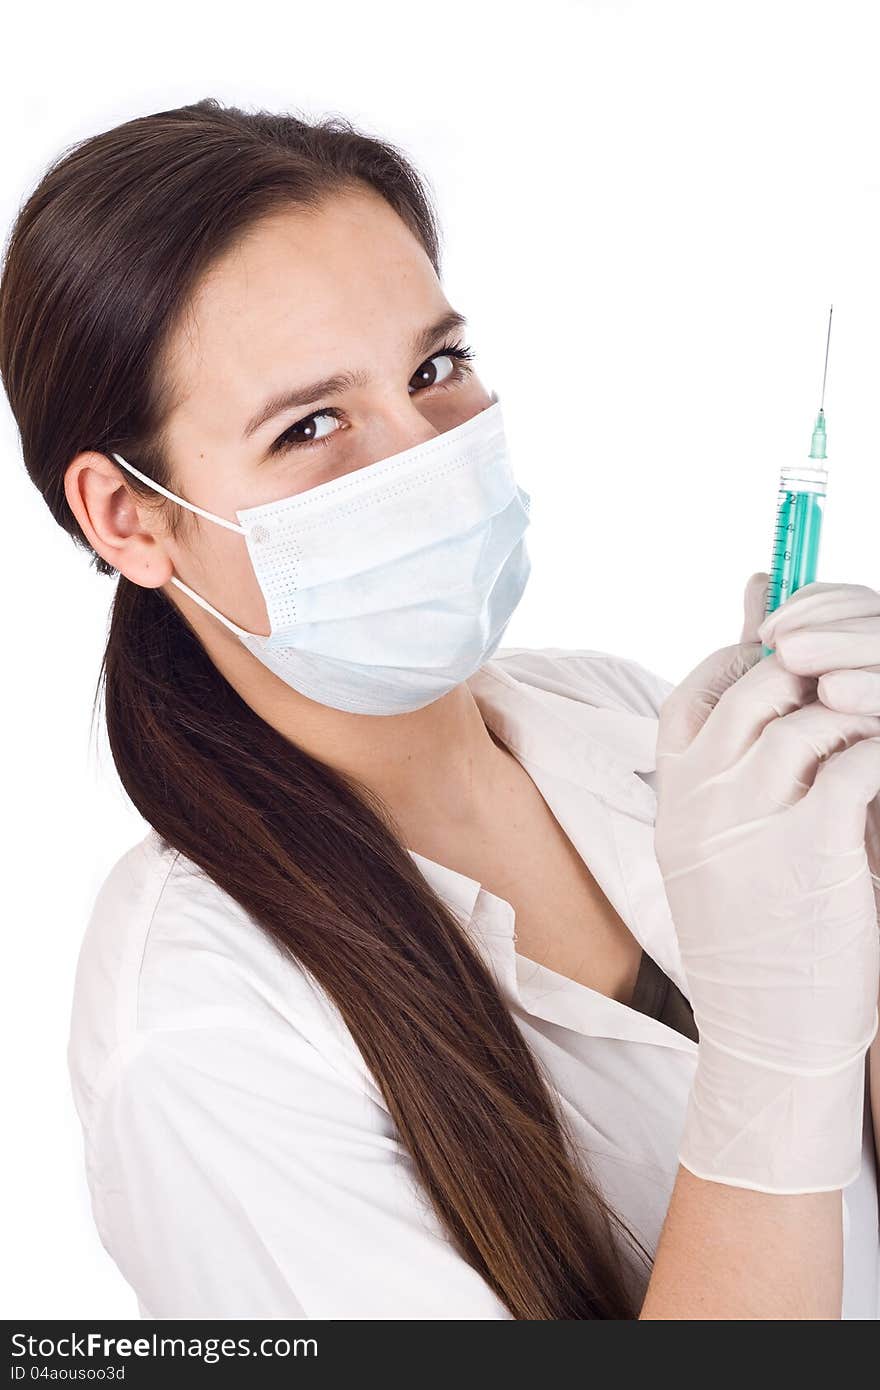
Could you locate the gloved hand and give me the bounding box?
[654,572,880,1194]
[758,581,880,922]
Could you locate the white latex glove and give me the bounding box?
[654,573,880,1194]
[758,580,880,921]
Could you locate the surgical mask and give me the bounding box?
[112,395,532,716]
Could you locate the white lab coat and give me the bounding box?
[67,646,880,1319]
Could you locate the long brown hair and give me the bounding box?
[0,97,650,1318]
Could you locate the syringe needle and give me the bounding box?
[810,306,833,459]
[819,304,833,411]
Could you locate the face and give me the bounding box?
[149,184,493,638]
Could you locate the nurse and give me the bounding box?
[2,96,877,1319]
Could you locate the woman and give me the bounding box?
[2,98,877,1320]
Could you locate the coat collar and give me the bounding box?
[406,654,695,1054]
[466,657,661,822]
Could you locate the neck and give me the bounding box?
[197,611,512,847]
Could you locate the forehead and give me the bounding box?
[162,187,439,441]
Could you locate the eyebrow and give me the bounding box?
[242,308,469,441]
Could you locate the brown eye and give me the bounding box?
[269,408,342,456]
[269,342,476,456]
[410,351,459,390]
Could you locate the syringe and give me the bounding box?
[761,305,833,659]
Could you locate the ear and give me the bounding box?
[63,450,173,588]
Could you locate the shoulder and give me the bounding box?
[66,829,331,1135]
[488,645,675,719]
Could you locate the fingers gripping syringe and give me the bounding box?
[761,306,833,659]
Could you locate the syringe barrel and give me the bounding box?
[761,464,828,658]
[778,463,828,494]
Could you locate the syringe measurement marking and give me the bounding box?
[768,490,799,610]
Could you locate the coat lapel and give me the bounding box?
[404,656,696,1051]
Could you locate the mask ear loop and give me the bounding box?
[111,453,246,533]
[111,451,261,643]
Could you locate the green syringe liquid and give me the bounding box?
[761,408,828,658]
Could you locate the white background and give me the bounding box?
[2,0,879,1317]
